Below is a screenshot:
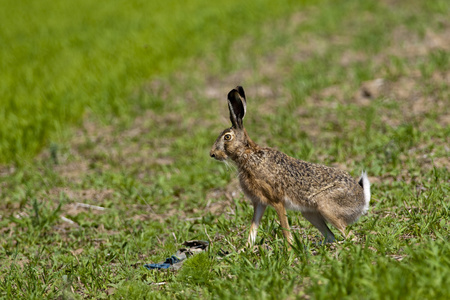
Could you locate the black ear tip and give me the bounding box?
[228,86,245,101]
[227,88,239,101]
[236,86,245,99]
[227,86,247,128]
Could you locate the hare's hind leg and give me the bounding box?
[317,206,348,240]
[301,211,335,243]
[247,202,267,246]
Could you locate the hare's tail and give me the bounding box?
[358,171,371,215]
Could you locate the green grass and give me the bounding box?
[0,0,312,164]
[1,0,450,299]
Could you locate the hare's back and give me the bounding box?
[254,149,361,194]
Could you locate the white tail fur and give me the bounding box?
[359,171,371,215]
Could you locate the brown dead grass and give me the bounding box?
[205,178,241,216]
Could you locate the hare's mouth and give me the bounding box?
[210,152,227,161]
[211,155,226,161]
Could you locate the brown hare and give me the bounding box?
[210,86,371,246]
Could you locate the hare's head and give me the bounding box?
[210,86,253,162]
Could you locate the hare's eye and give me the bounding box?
[224,134,232,141]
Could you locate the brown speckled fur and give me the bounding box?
[210,86,371,245]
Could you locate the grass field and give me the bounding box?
[0,0,307,163]
[1,0,449,299]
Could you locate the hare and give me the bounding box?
[210,86,371,245]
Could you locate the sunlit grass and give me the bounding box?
[0,0,449,299]
[0,0,312,163]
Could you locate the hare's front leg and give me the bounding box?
[247,202,267,246]
[273,202,293,245]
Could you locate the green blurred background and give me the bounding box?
[0,0,312,163]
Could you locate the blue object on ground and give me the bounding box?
[144,240,210,271]
[144,255,182,270]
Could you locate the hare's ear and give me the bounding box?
[227,86,247,129]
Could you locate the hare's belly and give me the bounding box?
[284,197,316,213]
